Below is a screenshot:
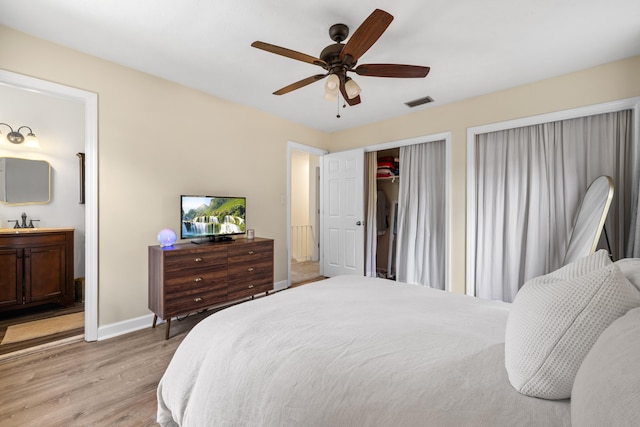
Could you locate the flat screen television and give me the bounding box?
[181,195,246,243]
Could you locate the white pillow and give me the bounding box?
[614,258,640,293]
[505,250,640,400]
[571,307,640,426]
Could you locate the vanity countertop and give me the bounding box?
[0,227,75,235]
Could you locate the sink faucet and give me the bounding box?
[8,213,39,229]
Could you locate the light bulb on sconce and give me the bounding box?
[0,123,40,148]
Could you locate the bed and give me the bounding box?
[157,252,640,427]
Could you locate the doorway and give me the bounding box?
[290,149,322,285]
[0,70,98,353]
[287,142,327,287]
[0,84,85,355]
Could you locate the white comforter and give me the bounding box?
[157,276,570,426]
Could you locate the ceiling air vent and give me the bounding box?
[405,96,434,108]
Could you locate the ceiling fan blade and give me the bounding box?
[339,80,361,106]
[273,74,327,95]
[340,9,393,64]
[251,41,327,68]
[354,64,430,78]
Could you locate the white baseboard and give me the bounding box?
[97,313,155,341]
[273,279,289,292]
[97,280,290,341]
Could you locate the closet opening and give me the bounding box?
[365,136,449,290]
[372,148,400,280]
[466,98,640,300]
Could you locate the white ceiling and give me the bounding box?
[1,0,639,133]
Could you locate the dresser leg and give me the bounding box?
[152,314,158,328]
[165,318,171,340]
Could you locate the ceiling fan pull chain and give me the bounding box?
[336,92,341,118]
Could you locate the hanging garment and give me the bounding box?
[377,190,389,236]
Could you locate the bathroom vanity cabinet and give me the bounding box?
[0,228,75,313]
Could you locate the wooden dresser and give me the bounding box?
[0,228,75,313]
[148,237,273,338]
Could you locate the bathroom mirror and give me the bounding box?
[0,157,51,204]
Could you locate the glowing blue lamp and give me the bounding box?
[157,228,177,247]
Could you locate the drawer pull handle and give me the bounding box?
[194,297,203,302]
[248,285,254,289]
[194,257,203,262]
[194,277,203,282]
[248,250,254,255]
[248,267,254,272]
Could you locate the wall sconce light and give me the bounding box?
[0,123,40,148]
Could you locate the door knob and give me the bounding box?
[356,221,364,226]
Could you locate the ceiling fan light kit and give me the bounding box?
[324,73,340,101]
[324,90,338,103]
[344,78,361,99]
[251,8,430,113]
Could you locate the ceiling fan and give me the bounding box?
[251,9,430,107]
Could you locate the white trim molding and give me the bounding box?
[466,97,640,297]
[0,70,99,341]
[272,279,289,292]
[97,313,153,341]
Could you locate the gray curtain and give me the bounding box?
[474,110,634,302]
[396,140,446,289]
[364,152,378,277]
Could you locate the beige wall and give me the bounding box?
[2,23,639,324]
[0,26,328,326]
[328,55,640,294]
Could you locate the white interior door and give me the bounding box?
[322,148,365,277]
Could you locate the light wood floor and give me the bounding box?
[0,311,208,427]
[0,281,327,427]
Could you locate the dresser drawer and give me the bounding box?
[227,258,272,301]
[164,247,227,273]
[227,241,273,266]
[164,287,227,318]
[227,282,271,301]
[227,258,273,284]
[164,269,227,294]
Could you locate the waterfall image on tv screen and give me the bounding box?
[181,195,246,239]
